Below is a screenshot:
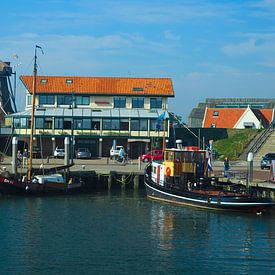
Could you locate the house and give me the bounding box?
[7,75,174,158]
[188,98,275,128]
[202,106,274,129]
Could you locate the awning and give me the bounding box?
[128,138,150,143]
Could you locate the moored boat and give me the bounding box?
[0,46,83,195]
[144,145,275,213]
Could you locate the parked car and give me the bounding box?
[110,145,124,159]
[260,153,275,169]
[75,148,91,159]
[54,148,65,158]
[140,150,163,162]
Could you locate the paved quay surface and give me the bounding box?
[0,157,146,175]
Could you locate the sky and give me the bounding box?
[1,0,275,122]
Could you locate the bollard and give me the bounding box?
[107,158,109,165]
[47,156,50,164]
[134,175,139,190]
[138,157,141,170]
[12,137,18,175]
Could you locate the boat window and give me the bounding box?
[153,167,156,174]
[175,152,181,163]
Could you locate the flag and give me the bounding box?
[156,112,166,132]
[207,158,213,172]
[158,112,166,121]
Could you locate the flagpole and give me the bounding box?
[162,114,166,151]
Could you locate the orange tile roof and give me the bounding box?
[252,108,273,125]
[20,75,175,97]
[203,108,245,128]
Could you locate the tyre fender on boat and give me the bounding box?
[166,167,171,177]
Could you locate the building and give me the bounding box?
[7,75,174,158]
[189,98,275,128]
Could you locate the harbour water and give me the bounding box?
[0,190,274,274]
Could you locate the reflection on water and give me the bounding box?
[0,191,274,274]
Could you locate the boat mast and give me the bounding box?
[27,45,43,183]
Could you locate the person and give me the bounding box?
[224,157,230,178]
[23,149,28,168]
[17,150,22,167]
[119,147,125,164]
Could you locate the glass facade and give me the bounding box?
[39,95,54,105]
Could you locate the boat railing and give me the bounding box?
[227,170,247,180]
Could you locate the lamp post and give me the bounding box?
[70,91,75,164]
[247,152,253,192]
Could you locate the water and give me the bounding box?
[0,190,274,274]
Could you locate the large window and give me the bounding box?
[39,95,55,105]
[55,118,63,129]
[35,117,44,129]
[83,119,91,129]
[150,98,162,109]
[13,118,20,128]
[132,97,144,108]
[103,119,120,130]
[74,119,82,130]
[44,118,53,129]
[57,95,73,105]
[76,96,90,106]
[20,118,27,128]
[114,97,126,108]
[131,119,148,131]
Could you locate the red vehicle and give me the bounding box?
[140,150,163,162]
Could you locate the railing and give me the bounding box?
[243,123,275,156]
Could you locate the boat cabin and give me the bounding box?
[151,147,207,187]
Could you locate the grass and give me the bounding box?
[212,129,261,160]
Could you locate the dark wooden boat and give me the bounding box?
[144,147,275,213]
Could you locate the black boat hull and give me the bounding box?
[145,177,275,213]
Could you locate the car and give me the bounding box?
[110,145,124,159]
[260,153,275,169]
[54,148,65,158]
[75,148,91,159]
[140,150,163,162]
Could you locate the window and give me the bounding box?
[132,97,144,108]
[57,95,72,105]
[20,118,27,128]
[55,118,63,129]
[211,123,216,128]
[131,119,139,131]
[27,95,32,105]
[150,98,162,109]
[66,79,73,84]
[132,87,143,92]
[83,119,91,129]
[63,119,72,130]
[213,111,219,117]
[76,96,90,106]
[35,117,44,129]
[103,119,111,130]
[114,97,126,108]
[44,118,53,129]
[74,119,82,129]
[131,119,148,131]
[40,79,48,84]
[13,118,20,128]
[120,119,129,131]
[39,95,54,105]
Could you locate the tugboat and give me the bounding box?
[144,141,275,213]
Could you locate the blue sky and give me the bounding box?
[1,0,275,121]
